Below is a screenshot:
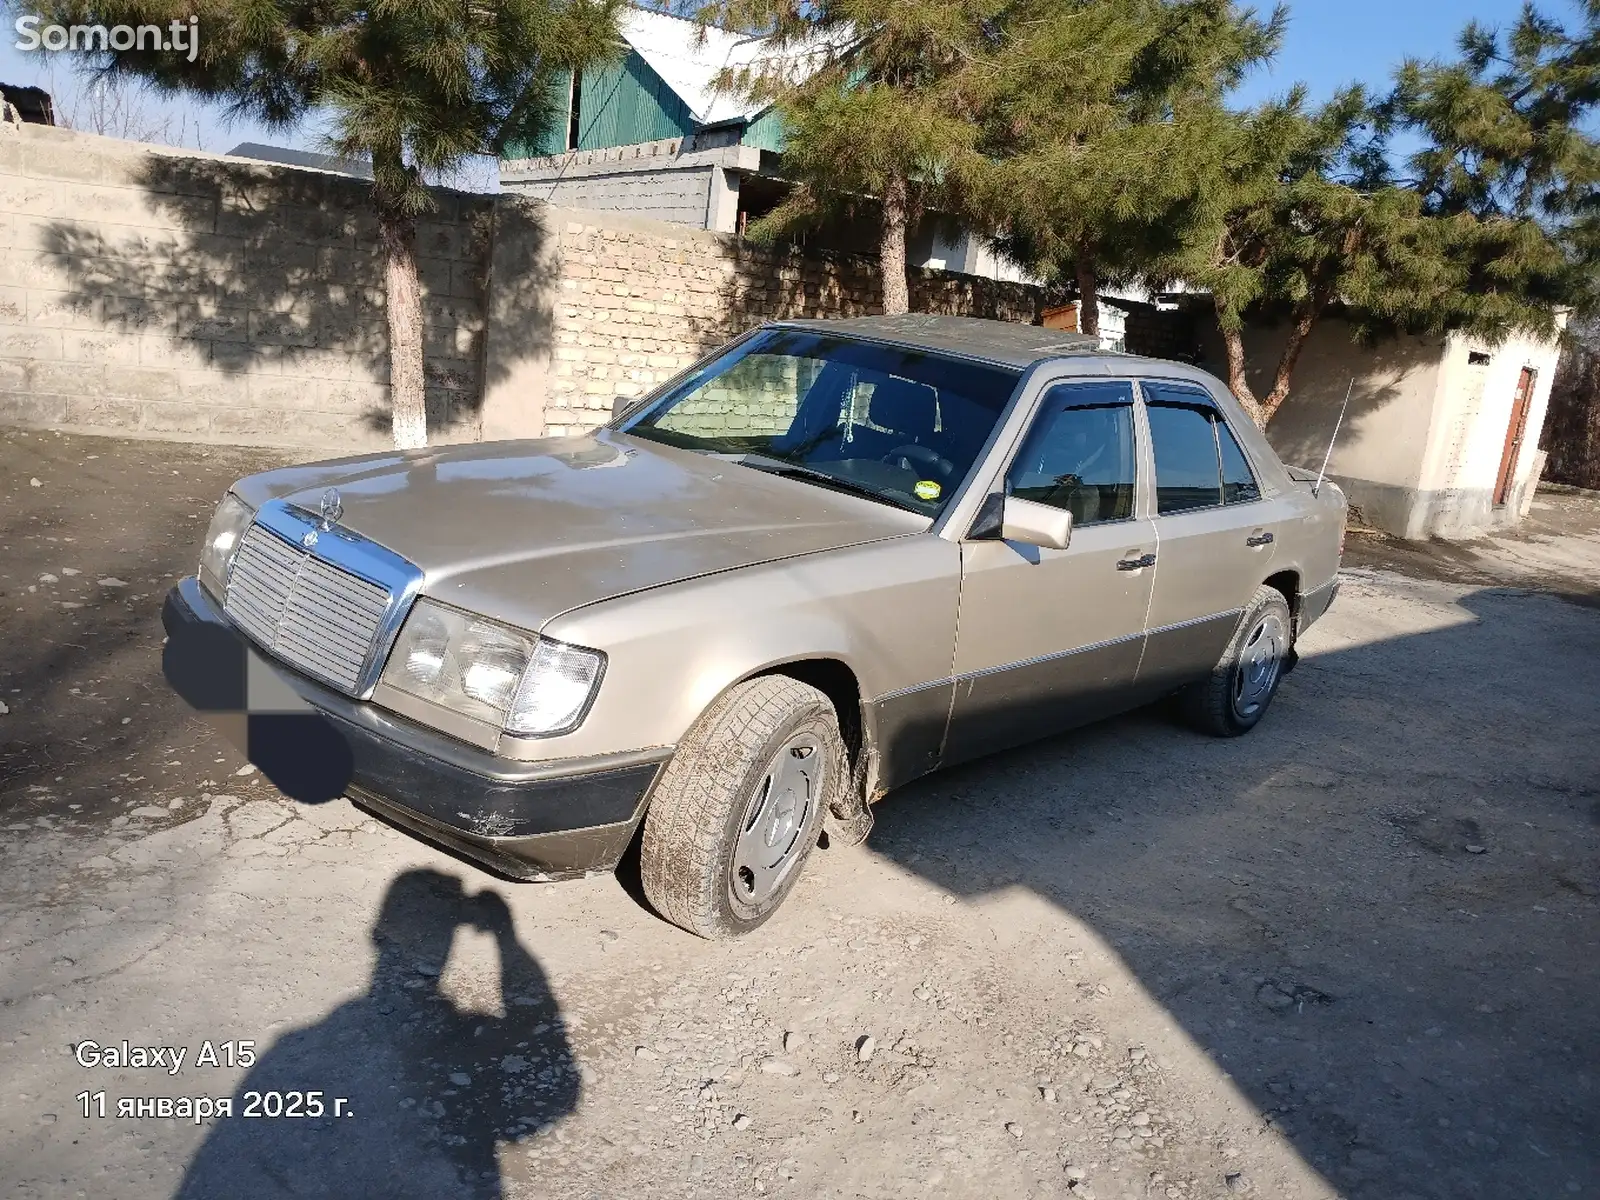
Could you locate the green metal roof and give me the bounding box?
[507,52,778,160]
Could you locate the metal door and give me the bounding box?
[1494,367,1536,507]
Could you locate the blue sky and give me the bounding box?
[1230,0,1588,107]
[0,1,1590,179]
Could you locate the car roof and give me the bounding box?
[769,314,1105,369]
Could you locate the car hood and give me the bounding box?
[232,431,928,631]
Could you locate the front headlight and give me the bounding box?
[381,600,605,737]
[198,492,255,594]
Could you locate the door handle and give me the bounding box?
[1246,531,1275,547]
[1116,553,1156,571]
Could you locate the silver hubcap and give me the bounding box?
[730,734,821,909]
[1233,612,1286,720]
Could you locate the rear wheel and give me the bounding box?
[1179,585,1292,737]
[640,676,841,939]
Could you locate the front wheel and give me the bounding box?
[1178,585,1293,737]
[639,676,841,939]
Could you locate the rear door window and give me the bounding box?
[1217,420,1261,504]
[1145,400,1223,515]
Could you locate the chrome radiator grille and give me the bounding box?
[224,523,393,694]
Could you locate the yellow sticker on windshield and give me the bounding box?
[914,479,942,501]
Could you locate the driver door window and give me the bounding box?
[1005,383,1137,526]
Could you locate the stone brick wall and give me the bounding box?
[516,207,1056,438]
[0,121,491,448]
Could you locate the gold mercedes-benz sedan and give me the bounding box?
[164,315,1347,938]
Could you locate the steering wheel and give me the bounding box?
[882,443,954,479]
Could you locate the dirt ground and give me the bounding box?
[1341,485,1600,604]
[2,428,1596,1200]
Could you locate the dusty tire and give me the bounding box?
[1179,585,1293,737]
[640,676,841,939]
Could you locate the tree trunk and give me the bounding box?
[1074,244,1099,340]
[1258,300,1319,426]
[1221,324,1266,427]
[879,171,910,316]
[377,203,427,450]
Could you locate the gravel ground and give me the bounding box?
[2,429,1596,1200]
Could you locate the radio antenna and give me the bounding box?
[1313,377,1355,497]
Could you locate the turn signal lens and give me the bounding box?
[198,493,255,596]
[505,639,606,736]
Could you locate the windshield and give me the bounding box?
[618,329,1022,515]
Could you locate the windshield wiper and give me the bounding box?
[731,455,919,512]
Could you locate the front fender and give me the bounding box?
[504,536,962,766]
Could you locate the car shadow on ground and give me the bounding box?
[174,868,578,1200]
[865,585,1599,1200]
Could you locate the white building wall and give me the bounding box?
[1195,310,1562,539]
[1415,327,1563,536]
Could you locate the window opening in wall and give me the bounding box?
[736,175,790,235]
[1468,351,1492,366]
[566,72,582,151]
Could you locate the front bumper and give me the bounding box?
[161,577,669,881]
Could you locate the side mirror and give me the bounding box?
[611,395,639,422]
[1001,496,1074,550]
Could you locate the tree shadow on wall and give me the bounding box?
[38,154,556,442]
[1186,307,1430,468]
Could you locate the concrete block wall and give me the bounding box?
[1122,305,1196,362]
[516,166,716,231]
[0,121,491,448]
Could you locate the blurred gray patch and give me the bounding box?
[247,651,314,714]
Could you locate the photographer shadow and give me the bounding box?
[176,868,577,1200]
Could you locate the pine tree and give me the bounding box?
[26,0,621,448]
[697,0,1013,315]
[1161,90,1420,425]
[975,0,1283,338]
[1181,4,1600,428]
[1382,1,1600,332]
[1387,2,1600,235]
